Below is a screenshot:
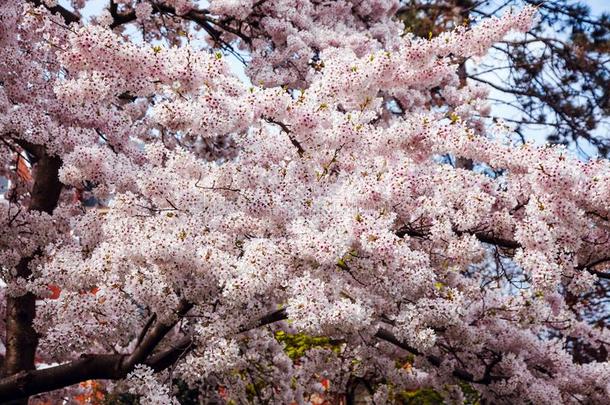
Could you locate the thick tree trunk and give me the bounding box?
[2,150,62,404]
[4,258,39,377]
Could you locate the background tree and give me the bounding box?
[396,0,610,156]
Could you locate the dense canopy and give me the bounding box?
[0,1,608,404]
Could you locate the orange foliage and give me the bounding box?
[16,154,32,182]
[43,285,100,300]
[73,380,106,404]
[48,284,61,300]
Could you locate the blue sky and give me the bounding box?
[588,0,609,14]
[477,0,610,155]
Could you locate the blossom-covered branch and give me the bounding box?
[1,1,609,403]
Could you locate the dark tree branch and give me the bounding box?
[374,328,502,384]
[245,307,288,331]
[395,225,520,250]
[145,336,193,373]
[135,313,158,347]
[396,224,610,279]
[263,117,305,157]
[577,258,610,280]
[0,354,125,402]
[0,305,281,400]
[120,300,193,371]
[0,301,193,401]
[237,308,503,385]
[0,344,199,403]
[29,0,80,25]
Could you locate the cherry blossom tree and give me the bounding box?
[0,1,608,404]
[397,0,610,157]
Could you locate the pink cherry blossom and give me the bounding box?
[0,1,608,404]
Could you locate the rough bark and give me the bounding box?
[2,149,62,405]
